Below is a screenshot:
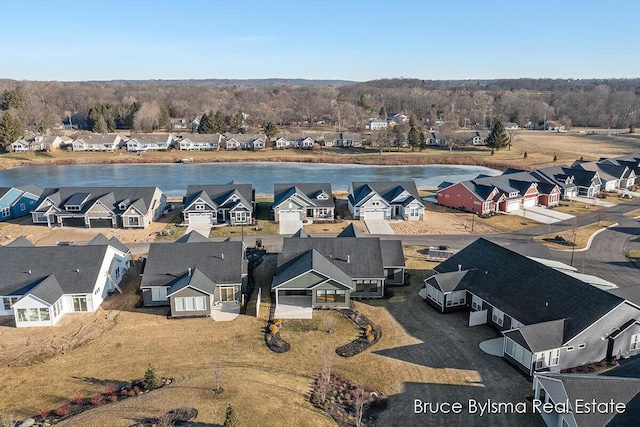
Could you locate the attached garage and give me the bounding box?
[61,217,86,227]
[188,213,213,224]
[278,210,302,222]
[523,198,537,208]
[89,218,114,228]
[506,200,521,212]
[362,210,385,220]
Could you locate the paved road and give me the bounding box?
[129,199,640,287]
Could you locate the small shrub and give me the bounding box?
[273,318,282,326]
[132,385,141,395]
[269,324,278,335]
[364,325,372,333]
[70,391,84,404]
[104,382,117,396]
[143,364,161,390]
[366,333,375,342]
[54,403,71,417]
[224,404,241,427]
[36,407,49,419]
[90,394,103,406]
[109,394,118,403]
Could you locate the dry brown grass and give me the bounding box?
[552,200,605,216]
[0,256,481,425]
[303,220,366,235]
[624,209,640,217]
[402,245,440,272]
[535,221,616,249]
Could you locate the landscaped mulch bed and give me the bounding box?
[264,326,291,353]
[330,308,381,357]
[26,378,173,426]
[310,373,387,427]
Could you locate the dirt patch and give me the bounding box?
[390,211,498,234]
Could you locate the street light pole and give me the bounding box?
[570,230,576,266]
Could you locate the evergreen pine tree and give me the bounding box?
[486,119,508,150]
[197,113,213,134]
[419,131,426,151]
[224,405,241,427]
[408,126,420,151]
[94,115,109,133]
[379,106,387,120]
[0,112,24,151]
[264,122,278,139]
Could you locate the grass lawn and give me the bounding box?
[552,200,606,216]
[474,214,540,232]
[402,245,440,272]
[624,209,640,217]
[303,220,366,235]
[535,221,616,250]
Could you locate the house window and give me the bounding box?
[52,299,63,318]
[578,343,586,349]
[630,334,640,351]
[219,287,235,302]
[3,297,18,310]
[317,290,346,303]
[566,346,575,352]
[492,307,504,326]
[410,207,420,217]
[1,207,9,217]
[505,338,515,357]
[174,296,206,311]
[355,280,379,293]
[195,204,205,211]
[19,203,26,211]
[235,211,247,223]
[72,295,88,312]
[471,295,483,311]
[128,217,139,226]
[317,208,329,217]
[151,287,168,301]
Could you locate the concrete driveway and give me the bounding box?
[364,219,395,234]
[185,223,212,237]
[572,196,617,207]
[508,206,575,224]
[279,219,303,235]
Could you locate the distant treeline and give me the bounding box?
[0,78,639,149]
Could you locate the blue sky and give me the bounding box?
[1,0,638,81]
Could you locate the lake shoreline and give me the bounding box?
[0,151,514,171]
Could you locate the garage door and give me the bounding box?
[506,201,520,212]
[189,213,212,224]
[363,210,385,220]
[61,217,86,227]
[89,218,113,228]
[523,198,537,208]
[279,211,302,222]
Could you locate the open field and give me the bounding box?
[535,221,616,250]
[2,131,640,171]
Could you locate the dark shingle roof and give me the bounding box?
[0,245,112,296]
[167,268,217,296]
[29,275,65,304]
[503,319,565,352]
[37,187,159,215]
[273,183,334,209]
[380,240,405,268]
[426,270,477,293]
[272,249,353,289]
[536,373,640,427]
[140,241,245,288]
[185,184,254,210]
[291,228,310,238]
[5,236,35,247]
[350,181,423,207]
[436,238,625,342]
[337,223,364,238]
[279,237,385,279]
[175,230,210,243]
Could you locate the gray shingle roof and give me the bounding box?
[272,249,353,289]
[167,268,217,296]
[380,240,405,268]
[536,373,640,427]
[273,183,334,209]
[0,245,112,296]
[279,237,385,279]
[29,275,65,304]
[426,270,476,293]
[140,241,245,288]
[175,230,211,243]
[337,223,365,238]
[350,181,423,207]
[436,238,625,342]
[291,228,310,238]
[37,187,160,216]
[503,319,565,352]
[5,236,35,247]
[185,184,254,210]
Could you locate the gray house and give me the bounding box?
[348,181,425,221]
[272,234,405,318]
[423,238,640,376]
[0,234,130,327]
[273,183,335,223]
[139,235,248,319]
[31,187,166,228]
[182,183,255,226]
